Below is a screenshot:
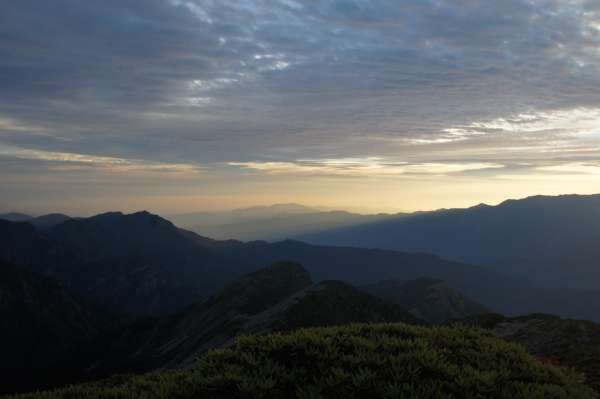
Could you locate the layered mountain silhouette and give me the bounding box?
[486,236,600,291]
[0,212,257,316]
[295,194,600,265]
[0,212,33,222]
[54,262,424,385]
[361,277,490,324]
[0,259,134,395]
[168,204,400,242]
[222,239,600,322]
[0,212,74,230]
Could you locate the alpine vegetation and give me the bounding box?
[6,322,596,399]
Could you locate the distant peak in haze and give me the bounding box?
[0,212,33,222]
[312,205,407,215]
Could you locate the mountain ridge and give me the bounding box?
[53,261,424,387]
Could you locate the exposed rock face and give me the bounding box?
[57,262,424,386]
[0,259,134,395]
[361,277,490,324]
[445,313,600,393]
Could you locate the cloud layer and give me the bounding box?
[1,0,599,213]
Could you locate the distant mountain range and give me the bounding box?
[295,194,600,265]
[165,204,406,242]
[0,259,133,395]
[0,212,72,230]
[220,239,600,322]
[0,212,33,222]
[284,194,600,291]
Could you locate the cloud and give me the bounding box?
[0,145,202,176]
[230,158,504,177]
[1,0,600,212]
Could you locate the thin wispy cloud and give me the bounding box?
[0,146,202,175]
[230,159,504,177]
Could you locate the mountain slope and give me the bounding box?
[360,277,490,324]
[487,236,600,291]
[56,262,423,385]
[99,211,258,293]
[0,259,134,395]
[0,214,258,316]
[445,313,600,393]
[222,239,600,322]
[296,194,600,264]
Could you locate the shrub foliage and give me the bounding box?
[6,323,597,399]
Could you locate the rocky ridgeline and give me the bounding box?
[361,277,490,324]
[55,262,424,386]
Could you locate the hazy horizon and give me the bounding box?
[4,192,599,219]
[2,1,599,215]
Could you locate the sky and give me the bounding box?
[1,0,600,216]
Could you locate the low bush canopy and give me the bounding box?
[7,323,597,399]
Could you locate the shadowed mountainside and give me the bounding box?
[222,239,600,322]
[361,277,490,324]
[0,259,134,395]
[54,262,424,386]
[295,194,600,265]
[486,236,600,291]
[0,213,258,316]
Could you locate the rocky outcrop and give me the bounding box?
[361,277,490,324]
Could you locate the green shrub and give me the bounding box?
[6,323,597,399]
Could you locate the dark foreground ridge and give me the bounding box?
[5,322,596,399]
[0,259,134,395]
[444,312,600,393]
[52,262,423,387]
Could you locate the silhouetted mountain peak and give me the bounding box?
[0,212,33,222]
[204,261,312,316]
[27,214,72,231]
